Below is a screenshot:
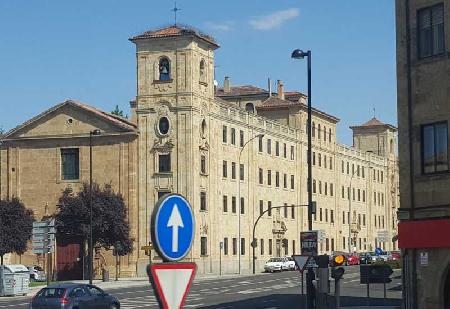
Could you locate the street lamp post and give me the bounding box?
[348,170,358,254]
[238,133,264,274]
[291,49,312,231]
[252,204,308,274]
[89,129,101,284]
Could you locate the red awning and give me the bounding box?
[398,219,450,249]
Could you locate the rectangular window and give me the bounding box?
[200,155,206,174]
[241,238,245,255]
[259,135,263,152]
[268,201,272,216]
[268,170,272,185]
[330,183,334,196]
[293,240,296,255]
[362,166,365,178]
[326,238,329,251]
[418,4,445,58]
[276,172,280,187]
[352,188,355,201]
[158,191,171,199]
[231,162,236,179]
[231,128,236,145]
[200,192,207,211]
[341,161,345,173]
[232,238,237,255]
[223,161,227,178]
[319,208,323,221]
[347,162,350,174]
[283,143,287,158]
[224,238,228,255]
[222,125,227,143]
[331,210,334,223]
[330,157,333,170]
[240,197,245,214]
[358,189,361,201]
[240,164,244,181]
[269,239,273,255]
[341,186,345,198]
[267,139,272,154]
[331,238,335,252]
[319,153,322,167]
[375,215,377,227]
[284,203,288,218]
[347,187,350,200]
[325,182,328,195]
[291,204,295,219]
[259,168,263,184]
[313,180,316,193]
[343,211,345,224]
[319,181,322,194]
[422,122,449,174]
[284,239,289,255]
[291,145,295,160]
[240,130,244,147]
[313,152,316,165]
[260,239,264,255]
[61,148,80,180]
[324,155,327,168]
[363,214,366,226]
[200,237,207,256]
[381,171,384,183]
[343,237,346,250]
[158,154,171,172]
[260,200,264,216]
[357,165,360,177]
[363,190,366,202]
[223,195,228,212]
[291,175,295,189]
[232,196,236,213]
[325,209,328,222]
[276,141,280,156]
[283,174,287,189]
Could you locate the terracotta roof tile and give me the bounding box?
[129,25,219,48]
[216,85,268,96]
[360,117,385,126]
[258,96,299,108]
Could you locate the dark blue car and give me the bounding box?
[30,283,120,309]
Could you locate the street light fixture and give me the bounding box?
[237,133,264,274]
[291,49,312,231]
[89,129,101,284]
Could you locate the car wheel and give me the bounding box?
[110,303,120,309]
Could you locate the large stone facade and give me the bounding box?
[396,0,450,308]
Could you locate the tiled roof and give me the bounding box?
[129,25,219,48]
[258,96,299,108]
[360,117,385,126]
[216,85,268,97]
[2,100,137,139]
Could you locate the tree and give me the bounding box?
[56,183,133,256]
[111,105,127,119]
[0,198,34,265]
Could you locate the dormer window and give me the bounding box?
[159,57,170,81]
[199,59,206,83]
[245,103,255,113]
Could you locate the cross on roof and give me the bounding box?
[171,2,181,26]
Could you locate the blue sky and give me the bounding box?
[0,0,397,145]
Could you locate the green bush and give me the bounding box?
[373,259,402,269]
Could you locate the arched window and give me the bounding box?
[199,59,206,83]
[312,122,316,138]
[318,124,321,139]
[245,103,255,113]
[159,57,170,81]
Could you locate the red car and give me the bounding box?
[391,251,401,261]
[346,254,360,265]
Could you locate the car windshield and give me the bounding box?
[34,266,44,271]
[268,258,282,262]
[37,288,66,298]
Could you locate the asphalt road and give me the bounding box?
[0,266,402,308]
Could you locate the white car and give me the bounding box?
[27,265,46,282]
[283,256,297,270]
[264,257,289,272]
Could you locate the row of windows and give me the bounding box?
[222,161,245,180]
[315,208,335,223]
[222,195,245,214]
[310,122,333,143]
[312,152,333,170]
[258,168,295,189]
[258,201,296,219]
[374,215,386,229]
[215,237,297,257]
[373,169,384,183]
[342,236,369,251]
[340,186,366,202]
[222,126,246,147]
[342,211,366,227]
[157,57,207,82]
[341,161,366,178]
[312,180,334,196]
[258,136,295,160]
[374,191,385,206]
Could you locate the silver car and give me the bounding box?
[28,265,46,282]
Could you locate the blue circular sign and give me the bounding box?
[375,247,383,256]
[151,194,195,262]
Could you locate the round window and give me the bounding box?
[158,117,170,135]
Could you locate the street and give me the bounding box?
[0,266,402,308]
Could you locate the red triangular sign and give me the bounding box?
[148,263,197,309]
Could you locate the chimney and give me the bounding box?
[268,78,272,97]
[224,76,231,93]
[277,80,284,100]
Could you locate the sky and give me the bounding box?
[0,0,397,145]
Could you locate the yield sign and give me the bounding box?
[148,263,196,309]
[292,255,311,272]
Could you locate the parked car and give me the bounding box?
[28,265,46,282]
[264,257,289,272]
[346,254,360,266]
[359,252,374,264]
[391,251,401,261]
[378,251,393,261]
[283,256,297,270]
[30,283,120,309]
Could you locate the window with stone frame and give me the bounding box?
[276,172,280,187]
[61,148,79,180]
[269,239,273,255]
[421,122,449,174]
[240,130,244,147]
[275,141,280,156]
[267,139,272,154]
[224,238,228,255]
[199,59,206,83]
[283,174,287,189]
[223,161,227,178]
[290,175,294,190]
[231,162,236,179]
[200,191,207,211]
[159,57,171,81]
[241,238,245,255]
[232,196,236,213]
[158,153,171,173]
[231,128,236,145]
[223,195,228,212]
[418,4,445,59]
[283,203,288,218]
[200,237,207,256]
[268,201,272,216]
[267,170,272,185]
[259,168,263,184]
[240,164,244,181]
[260,239,264,255]
[232,238,237,255]
[200,155,206,174]
[240,197,245,214]
[222,125,227,143]
[283,143,287,158]
[260,200,264,216]
[259,136,263,152]
[291,204,295,219]
[291,145,295,160]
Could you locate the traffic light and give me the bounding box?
[331,267,345,280]
[330,254,346,267]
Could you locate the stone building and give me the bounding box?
[0,24,399,278]
[396,0,450,308]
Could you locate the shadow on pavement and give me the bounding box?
[199,293,401,308]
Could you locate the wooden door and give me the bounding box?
[56,236,83,280]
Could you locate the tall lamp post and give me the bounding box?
[89,129,101,284]
[291,49,312,231]
[348,170,358,254]
[238,133,264,274]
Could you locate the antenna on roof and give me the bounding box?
[373,107,376,119]
[171,2,181,26]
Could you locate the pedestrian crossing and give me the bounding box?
[119,293,205,308]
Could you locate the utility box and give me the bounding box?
[0,265,30,296]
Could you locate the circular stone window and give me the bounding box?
[158,117,170,135]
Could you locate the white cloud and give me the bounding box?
[249,8,299,30]
[205,21,235,32]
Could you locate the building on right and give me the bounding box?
[396,0,450,308]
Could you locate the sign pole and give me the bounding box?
[219,245,222,276]
[301,272,304,294]
[46,253,50,286]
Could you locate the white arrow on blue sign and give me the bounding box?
[151,194,195,262]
